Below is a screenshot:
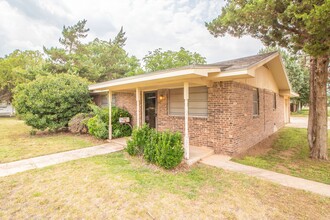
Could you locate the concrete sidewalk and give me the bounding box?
[287,116,330,129]
[0,139,126,177]
[202,155,330,198]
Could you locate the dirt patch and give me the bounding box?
[278,148,297,159]
[274,164,291,174]
[234,132,279,159]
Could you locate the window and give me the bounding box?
[169,86,208,117]
[100,94,116,107]
[253,88,259,116]
[273,93,277,110]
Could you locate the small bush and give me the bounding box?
[87,116,108,139]
[87,105,132,139]
[68,113,93,134]
[127,124,152,156]
[111,107,132,138]
[126,124,184,169]
[155,131,184,169]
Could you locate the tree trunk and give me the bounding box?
[308,55,329,160]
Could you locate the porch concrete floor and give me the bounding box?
[186,146,214,166]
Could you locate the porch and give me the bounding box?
[90,66,221,160]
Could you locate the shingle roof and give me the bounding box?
[208,51,278,71]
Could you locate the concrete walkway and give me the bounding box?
[201,155,330,198]
[0,139,126,177]
[286,116,330,129]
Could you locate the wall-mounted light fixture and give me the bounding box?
[159,94,165,101]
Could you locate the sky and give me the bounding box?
[0,0,264,63]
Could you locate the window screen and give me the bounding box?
[100,94,116,107]
[169,86,208,117]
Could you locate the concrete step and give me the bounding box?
[186,146,214,166]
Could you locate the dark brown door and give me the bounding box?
[144,91,157,128]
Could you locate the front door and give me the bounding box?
[144,91,157,128]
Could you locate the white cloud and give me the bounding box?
[0,0,264,62]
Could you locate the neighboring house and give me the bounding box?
[89,51,295,158]
[0,101,15,117]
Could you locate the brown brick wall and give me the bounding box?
[114,92,138,126]
[227,82,285,155]
[113,81,286,155]
[157,89,209,147]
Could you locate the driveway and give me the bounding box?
[286,116,330,129]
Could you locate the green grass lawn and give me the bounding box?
[291,109,309,117]
[291,108,330,117]
[0,117,105,163]
[0,152,329,219]
[233,128,330,184]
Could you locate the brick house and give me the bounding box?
[89,52,296,159]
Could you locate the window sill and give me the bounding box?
[168,114,208,119]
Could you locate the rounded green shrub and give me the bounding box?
[155,131,184,169]
[87,116,108,139]
[13,74,91,131]
[126,124,184,169]
[87,105,132,139]
[111,107,132,138]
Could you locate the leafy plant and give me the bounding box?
[126,124,152,156]
[13,74,91,131]
[111,106,132,138]
[143,129,159,163]
[155,131,184,169]
[127,124,184,169]
[87,116,108,139]
[87,104,132,139]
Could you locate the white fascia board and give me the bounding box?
[209,69,250,79]
[89,67,220,91]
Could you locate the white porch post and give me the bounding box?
[184,82,190,159]
[136,88,141,128]
[108,90,112,140]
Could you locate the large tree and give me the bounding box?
[0,50,44,102]
[44,20,142,82]
[207,0,329,160]
[143,47,206,72]
[259,47,309,107]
